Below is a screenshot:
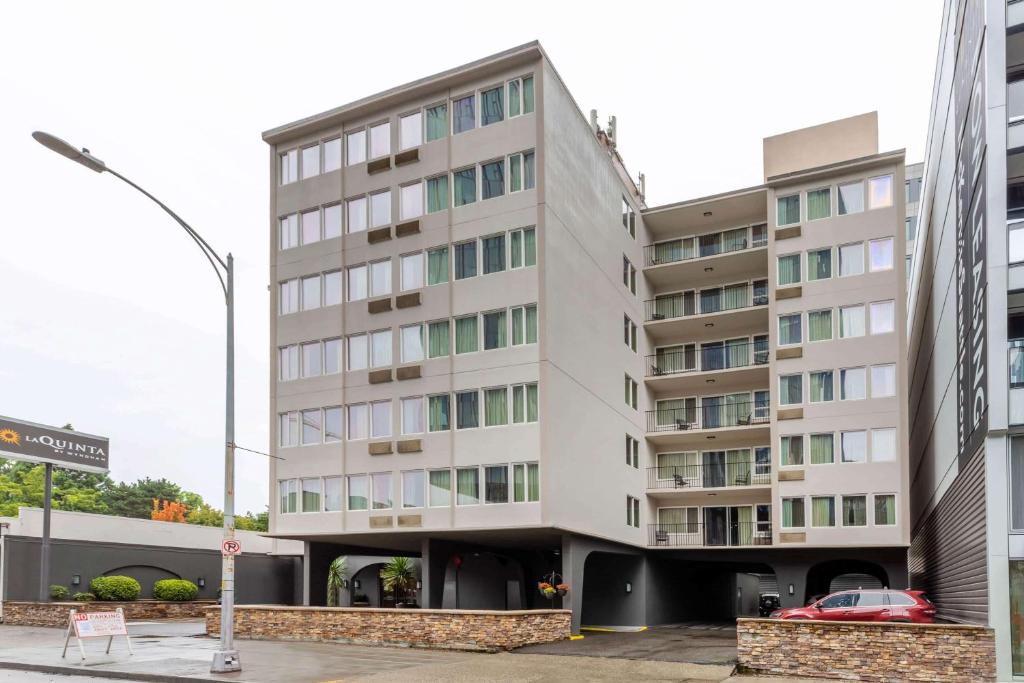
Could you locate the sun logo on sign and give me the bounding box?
[0,428,20,446]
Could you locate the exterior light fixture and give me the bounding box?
[625,582,632,594]
[706,379,716,384]
[704,323,714,328]
[71,575,81,586]
[416,581,422,590]
[353,579,361,590]
[788,584,795,596]
[703,211,712,217]
[198,577,206,588]
[704,267,714,272]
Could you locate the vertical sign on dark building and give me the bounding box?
[953,0,988,468]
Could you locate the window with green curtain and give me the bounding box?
[781,498,804,527]
[807,188,831,220]
[428,320,450,358]
[456,391,478,429]
[428,469,450,506]
[656,452,691,479]
[777,195,800,225]
[654,239,683,265]
[812,497,835,526]
[482,235,505,274]
[481,160,505,199]
[842,496,867,526]
[510,230,523,267]
[779,374,802,404]
[526,383,538,422]
[779,314,801,345]
[524,228,537,266]
[527,463,539,501]
[656,398,689,427]
[778,254,801,285]
[810,433,834,464]
[809,370,834,402]
[513,464,526,502]
[723,283,748,310]
[726,338,747,368]
[736,506,753,545]
[427,176,449,213]
[484,465,508,503]
[427,246,449,284]
[523,76,535,113]
[454,241,476,279]
[722,227,747,252]
[524,151,536,189]
[428,394,450,432]
[657,344,686,374]
[426,104,447,141]
[483,311,507,349]
[509,80,521,117]
[781,435,803,466]
[455,316,478,354]
[453,167,476,206]
[480,87,504,126]
[874,494,896,525]
[726,449,752,486]
[525,304,538,343]
[509,154,522,192]
[654,293,683,319]
[724,392,748,426]
[484,388,508,426]
[808,309,833,341]
[512,385,525,423]
[807,248,832,280]
[511,307,525,345]
[456,467,479,505]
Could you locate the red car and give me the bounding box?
[769,589,936,623]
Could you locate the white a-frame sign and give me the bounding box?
[62,608,133,660]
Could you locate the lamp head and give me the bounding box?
[32,131,107,173]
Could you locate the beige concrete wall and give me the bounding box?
[763,112,879,181]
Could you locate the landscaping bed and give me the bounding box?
[2,599,217,627]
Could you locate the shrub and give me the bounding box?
[49,585,69,600]
[152,579,198,602]
[73,592,96,602]
[89,575,141,601]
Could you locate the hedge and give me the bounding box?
[89,575,141,601]
[49,585,69,600]
[152,579,198,601]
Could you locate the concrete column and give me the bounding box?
[771,563,808,608]
[560,534,589,634]
[302,542,312,606]
[420,538,451,610]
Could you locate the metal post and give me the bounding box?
[212,254,239,673]
[1,521,9,622]
[39,463,52,602]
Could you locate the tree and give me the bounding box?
[326,556,348,607]
[150,499,187,523]
[104,478,182,519]
[185,502,223,527]
[235,509,268,532]
[380,557,417,603]
[0,460,110,516]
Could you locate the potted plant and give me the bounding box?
[380,557,417,607]
[537,572,570,599]
[326,556,349,607]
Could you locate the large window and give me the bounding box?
[369,121,390,159]
[510,227,536,268]
[482,310,507,350]
[403,470,425,508]
[840,367,866,400]
[807,188,831,220]
[481,160,505,199]
[429,469,451,507]
[426,104,447,142]
[778,314,802,345]
[778,254,801,285]
[809,370,834,403]
[840,305,866,338]
[808,309,833,342]
[400,252,424,291]
[399,112,422,151]
[869,237,894,271]
[871,428,897,462]
[370,329,392,367]
[482,235,506,274]
[781,498,805,528]
[400,324,425,363]
[370,190,391,228]
[868,175,893,208]
[811,496,836,527]
[513,463,540,502]
[369,259,391,297]
[347,475,368,511]
[279,214,299,250]
[456,467,479,505]
[454,241,477,279]
[346,130,366,166]
[323,138,341,173]
[838,181,864,214]
[347,334,368,371]
[454,167,476,206]
[400,182,423,221]
[484,387,508,427]
[428,246,449,284]
[839,242,864,276]
[301,478,321,512]
[508,76,534,117]
[347,196,367,233]
[807,248,831,280]
[324,204,342,239]
[874,494,896,525]
[324,476,342,512]
[371,472,392,510]
[427,175,449,213]
[484,465,509,503]
[279,149,298,185]
[370,400,392,438]
[455,315,478,354]
[428,394,450,432]
[278,480,298,513]
[626,496,640,528]
[513,305,538,346]
[301,145,320,179]
[452,95,475,134]
[428,320,450,358]
[871,364,896,397]
[777,195,800,226]
[870,300,895,334]
[480,86,504,126]
[301,275,321,311]
[780,435,804,466]
[456,390,479,429]
[512,383,539,423]
[841,430,867,463]
[509,152,535,192]
[810,433,834,464]
[841,495,867,526]
[779,374,802,405]
[301,209,320,245]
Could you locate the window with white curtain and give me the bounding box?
[324,339,341,375]
[841,430,868,463]
[870,300,895,334]
[871,428,897,462]
[370,330,392,368]
[301,145,320,179]
[301,478,321,512]
[402,397,424,434]
[347,265,368,302]
[279,345,299,381]
[1011,222,1024,264]
[324,406,342,443]
[279,479,298,513]
[324,271,342,306]
[279,149,298,185]
[279,214,299,250]
[324,476,342,511]
[279,412,299,447]
[399,112,422,151]
[301,275,321,311]
[346,130,366,166]
[369,121,390,159]
[400,182,423,221]
[371,401,392,438]
[840,367,867,400]
[323,204,342,239]
[371,472,392,510]
[301,209,320,245]
[347,475,369,510]
[301,342,321,378]
[323,138,341,172]
[840,305,866,338]
[838,181,864,214]
[871,364,896,397]
[402,470,425,508]
[279,279,299,315]
[347,404,368,440]
[369,259,391,297]
[347,334,368,371]
[347,196,367,233]
[839,242,864,276]
[401,324,424,363]
[401,253,424,291]
[868,175,894,208]
[869,238,894,271]
[370,190,391,227]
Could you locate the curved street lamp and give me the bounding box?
[32,131,241,673]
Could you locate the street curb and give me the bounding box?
[0,660,224,682]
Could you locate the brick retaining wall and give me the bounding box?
[2,600,217,627]
[206,605,571,651]
[737,618,995,682]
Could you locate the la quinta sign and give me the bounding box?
[0,415,108,473]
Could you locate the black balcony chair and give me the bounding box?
[673,473,689,488]
[734,470,751,486]
[737,413,752,426]
[651,364,665,376]
[675,418,691,431]
[654,529,669,545]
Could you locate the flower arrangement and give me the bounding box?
[537,579,570,599]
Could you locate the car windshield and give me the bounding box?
[818,593,855,609]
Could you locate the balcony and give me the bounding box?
[643,224,768,290]
[646,340,769,394]
[644,282,769,340]
[645,400,770,448]
[1010,342,1024,424]
[646,461,771,492]
[648,521,772,548]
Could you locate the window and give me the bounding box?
[454,241,477,279]
[482,234,506,274]
[371,472,392,510]
[324,271,342,306]
[839,242,864,277]
[279,279,299,315]
[870,300,895,334]
[841,495,867,526]
[401,397,424,435]
[426,103,447,142]
[370,400,392,438]
[347,475,368,511]
[279,411,299,447]
[346,130,366,166]
[906,177,922,203]
[347,196,368,233]
[456,467,479,505]
[299,408,321,445]
[872,428,897,462]
[323,138,341,173]
[622,197,636,237]
[453,167,477,206]
[508,76,534,117]
[301,478,321,512]
[779,374,802,405]
[484,464,509,503]
[510,227,537,268]
[279,214,299,250]
[626,496,640,528]
[370,330,392,368]
[481,160,505,200]
[839,305,866,338]
[480,86,504,126]
[806,248,831,281]
[625,375,638,409]
[808,309,833,342]
[452,95,475,134]
[811,496,835,527]
[428,246,449,284]
[807,188,831,220]
[400,182,423,221]
[428,320,450,358]
[778,314,802,345]
[778,254,801,286]
[324,204,342,239]
[301,209,320,245]
[484,387,508,426]
[871,364,896,397]
[301,144,320,179]
[509,151,536,192]
[841,430,867,463]
[279,479,298,513]
[427,175,449,213]
[513,305,539,345]
[840,367,866,400]
[324,476,342,511]
[838,181,864,214]
[512,383,539,423]
[869,237,894,271]
[301,342,321,378]
[324,339,341,375]
[781,498,805,528]
[324,406,342,442]
[456,390,479,429]
[455,315,478,354]
[370,190,391,228]
[301,275,321,311]
[868,175,893,208]
[874,494,896,525]
[906,216,918,242]
[402,470,424,508]
[626,435,639,468]
[810,433,835,464]
[780,435,804,466]
[400,252,424,291]
[623,315,637,351]
[809,370,834,403]
[513,463,540,502]
[279,345,299,381]
[369,121,390,159]
[346,334,368,371]
[369,259,391,297]
[777,194,800,226]
[279,149,298,185]
[623,257,637,294]
[428,394,450,432]
[399,112,422,151]
[400,324,424,363]
[483,310,507,350]
[428,469,451,506]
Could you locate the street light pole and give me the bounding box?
[32,131,241,673]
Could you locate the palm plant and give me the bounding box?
[326,556,348,607]
[380,556,417,603]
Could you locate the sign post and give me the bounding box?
[62,608,133,660]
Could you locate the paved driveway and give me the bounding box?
[515,623,738,665]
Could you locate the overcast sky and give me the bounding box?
[1,0,942,515]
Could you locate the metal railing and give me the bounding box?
[645,401,769,432]
[648,522,773,547]
[647,462,771,490]
[643,224,768,267]
[644,283,768,323]
[645,340,769,377]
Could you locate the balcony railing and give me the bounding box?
[647,462,771,490]
[645,340,769,377]
[644,283,768,323]
[648,522,773,547]
[646,401,769,433]
[1010,342,1024,425]
[643,224,768,268]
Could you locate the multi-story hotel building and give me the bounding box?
[264,42,909,632]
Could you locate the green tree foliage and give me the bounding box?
[104,477,182,519]
[326,556,348,607]
[380,557,417,602]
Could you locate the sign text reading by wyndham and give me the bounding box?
[0,415,109,473]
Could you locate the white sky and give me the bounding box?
[1,0,942,515]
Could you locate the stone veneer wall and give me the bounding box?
[206,605,571,651]
[737,618,996,682]
[2,600,217,627]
